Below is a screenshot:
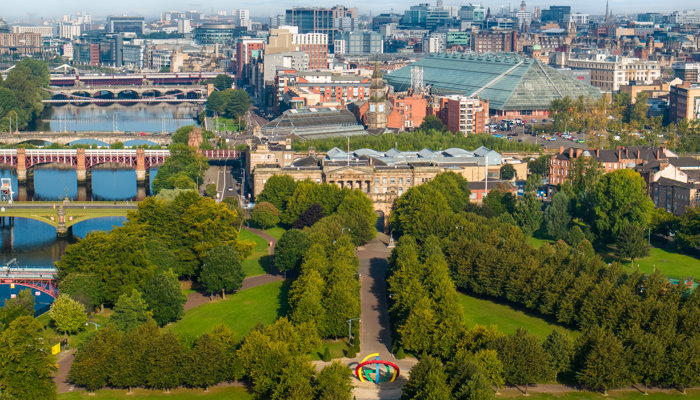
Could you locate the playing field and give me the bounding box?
[622,246,699,280]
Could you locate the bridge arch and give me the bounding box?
[67,139,110,147]
[124,139,159,147]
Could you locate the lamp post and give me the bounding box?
[347,317,361,346]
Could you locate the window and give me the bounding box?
[399,177,403,184]
[390,178,395,184]
[375,178,380,184]
[383,178,387,184]
[407,178,411,184]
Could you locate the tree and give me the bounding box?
[58,272,103,311]
[274,229,310,273]
[542,330,574,379]
[205,183,217,197]
[420,115,447,131]
[293,203,325,229]
[676,206,699,253]
[144,331,186,391]
[251,201,280,229]
[110,290,153,331]
[576,330,628,395]
[336,189,377,244]
[401,355,451,400]
[588,169,654,243]
[545,192,571,240]
[151,143,209,194]
[315,361,353,400]
[68,326,122,391]
[257,175,297,212]
[514,192,543,235]
[664,336,700,394]
[495,328,550,394]
[142,271,187,326]
[110,321,158,391]
[500,164,515,180]
[186,332,227,389]
[0,316,57,400]
[48,294,87,335]
[0,289,35,328]
[210,74,234,91]
[528,155,550,177]
[483,188,516,216]
[615,224,649,261]
[200,244,245,298]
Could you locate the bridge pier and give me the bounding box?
[76,148,87,183]
[56,205,67,237]
[16,148,27,183]
[136,148,146,183]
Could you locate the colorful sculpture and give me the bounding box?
[354,353,400,383]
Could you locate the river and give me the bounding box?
[42,103,200,133]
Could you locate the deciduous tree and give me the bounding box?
[49,294,87,335]
[142,271,187,326]
[110,290,153,332]
[200,244,245,299]
[315,361,353,400]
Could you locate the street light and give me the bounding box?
[347,317,361,346]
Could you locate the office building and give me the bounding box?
[540,6,571,24]
[0,32,42,54]
[669,82,700,122]
[423,33,446,53]
[11,25,53,36]
[194,24,240,45]
[107,16,144,34]
[338,31,383,55]
[285,8,336,44]
[567,55,661,92]
[436,95,489,134]
[459,4,486,22]
[293,32,328,69]
[177,19,192,34]
[673,63,700,83]
[472,31,518,53]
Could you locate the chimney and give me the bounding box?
[596,149,600,157]
[656,148,660,159]
[576,148,583,157]
[559,145,564,154]
[569,147,574,158]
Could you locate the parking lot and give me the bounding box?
[489,119,590,150]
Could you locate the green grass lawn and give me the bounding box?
[58,386,253,400]
[37,309,112,351]
[528,236,552,249]
[239,229,272,277]
[498,390,700,399]
[264,226,286,240]
[169,281,285,338]
[310,339,350,360]
[457,292,576,340]
[620,246,699,280]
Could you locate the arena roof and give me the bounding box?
[385,52,602,111]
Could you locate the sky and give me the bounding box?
[1,0,698,21]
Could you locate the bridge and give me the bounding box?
[44,85,208,104]
[49,72,227,87]
[0,148,169,183]
[0,263,59,298]
[0,148,239,182]
[0,201,136,235]
[0,132,172,146]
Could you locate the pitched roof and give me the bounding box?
[385,52,602,111]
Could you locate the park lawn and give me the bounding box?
[457,292,576,340]
[169,281,284,338]
[36,309,112,350]
[620,246,699,280]
[528,236,552,249]
[58,386,254,400]
[264,226,286,240]
[310,339,350,360]
[498,389,700,399]
[239,229,271,277]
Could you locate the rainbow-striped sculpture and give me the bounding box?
[354,353,400,383]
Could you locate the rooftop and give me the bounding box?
[385,52,602,111]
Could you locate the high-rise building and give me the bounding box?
[285,8,336,43]
[107,16,144,34]
[234,9,251,30]
[459,4,486,22]
[293,32,328,69]
[236,37,265,82]
[177,19,192,34]
[338,31,383,55]
[540,5,571,25]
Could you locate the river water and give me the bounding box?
[43,103,200,133]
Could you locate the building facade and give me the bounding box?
[669,82,700,122]
[567,56,661,92]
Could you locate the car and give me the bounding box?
[549,137,556,141]
[577,139,585,143]
[227,186,234,191]
[532,119,538,123]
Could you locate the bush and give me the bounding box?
[396,347,406,359]
[346,346,356,358]
[250,201,280,229]
[322,347,331,362]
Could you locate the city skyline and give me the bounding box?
[2,0,699,20]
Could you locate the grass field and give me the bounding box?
[528,236,553,249]
[58,386,253,400]
[620,246,699,280]
[457,292,576,340]
[498,389,700,399]
[37,309,112,350]
[264,226,286,240]
[238,229,272,277]
[169,281,285,338]
[310,339,350,360]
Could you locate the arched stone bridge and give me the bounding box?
[46,85,208,99]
